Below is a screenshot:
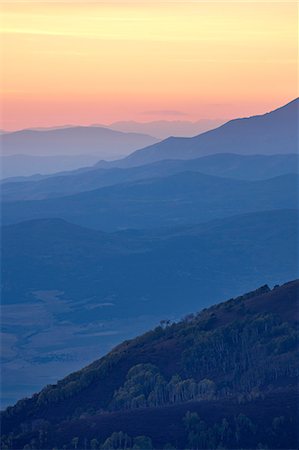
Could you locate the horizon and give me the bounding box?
[1,96,297,134]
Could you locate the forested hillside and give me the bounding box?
[1,280,298,449]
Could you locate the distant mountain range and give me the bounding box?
[107,118,225,139]
[96,98,298,169]
[2,153,298,202]
[1,98,297,179]
[1,209,298,406]
[0,127,159,178]
[1,118,224,141]
[0,154,102,180]
[2,280,298,449]
[0,126,158,158]
[2,172,298,230]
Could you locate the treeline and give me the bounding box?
[3,287,276,416]
[0,431,154,450]
[181,313,298,395]
[109,364,216,411]
[182,411,294,450]
[4,286,297,420]
[6,311,297,419]
[1,412,294,449]
[108,313,298,413]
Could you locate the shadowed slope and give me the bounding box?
[2,281,298,449]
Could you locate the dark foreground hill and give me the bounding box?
[2,153,298,202]
[1,281,298,449]
[2,172,298,230]
[96,98,299,168]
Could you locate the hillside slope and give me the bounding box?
[3,210,298,310]
[2,153,298,202]
[2,280,298,449]
[97,98,298,168]
[2,172,298,230]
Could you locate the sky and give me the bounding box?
[0,1,297,130]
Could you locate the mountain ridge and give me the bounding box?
[95,98,299,169]
[2,171,298,230]
[0,126,159,178]
[2,153,298,202]
[1,125,158,156]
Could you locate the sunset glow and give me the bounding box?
[1,1,297,130]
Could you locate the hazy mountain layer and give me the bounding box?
[96,98,298,169]
[0,126,159,179]
[0,154,101,180]
[1,126,158,157]
[108,118,224,139]
[2,172,298,230]
[2,153,298,202]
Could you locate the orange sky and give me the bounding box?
[1,1,297,130]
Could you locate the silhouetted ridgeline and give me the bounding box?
[1,280,298,449]
[2,153,298,202]
[1,126,158,158]
[2,172,298,230]
[0,127,159,179]
[96,98,299,168]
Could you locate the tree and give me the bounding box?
[133,436,153,449]
[71,437,79,449]
[90,438,99,449]
[183,411,201,433]
[159,320,171,329]
[234,414,256,444]
[102,431,131,450]
[218,418,232,445]
[183,412,208,449]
